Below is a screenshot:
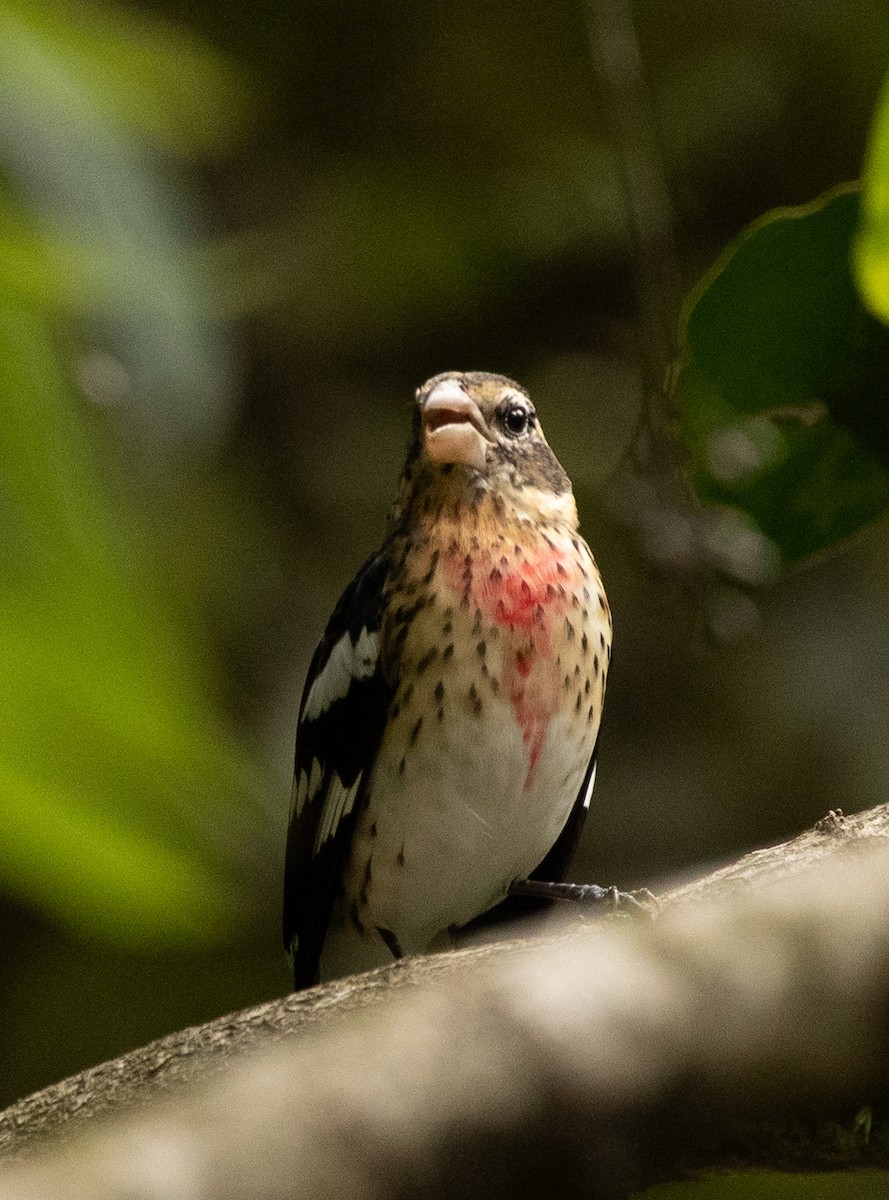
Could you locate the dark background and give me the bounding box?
[0,0,887,1108]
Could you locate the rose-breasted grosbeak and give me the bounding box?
[283,371,612,989]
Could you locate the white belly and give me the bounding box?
[359,697,592,951]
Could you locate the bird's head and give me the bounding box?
[392,371,578,531]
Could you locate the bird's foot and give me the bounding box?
[507,879,658,917]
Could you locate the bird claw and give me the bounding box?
[507,879,659,918]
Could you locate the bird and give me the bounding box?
[283,370,612,989]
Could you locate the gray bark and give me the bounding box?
[1,803,888,1198]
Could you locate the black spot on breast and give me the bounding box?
[443,643,454,659]
[593,654,600,675]
[434,680,444,702]
[397,846,405,867]
[585,679,591,695]
[369,821,378,838]
[588,705,595,723]
[476,640,487,658]
[442,620,453,636]
[417,647,439,674]
[468,683,483,716]
[575,693,582,712]
[565,619,574,639]
[581,633,588,655]
[489,567,502,583]
[410,717,423,746]
[399,756,406,775]
[395,597,426,625]
[403,683,414,705]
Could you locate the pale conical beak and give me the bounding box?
[421,380,495,472]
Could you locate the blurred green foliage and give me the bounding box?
[676,188,889,569]
[641,1169,889,1199]
[856,69,889,322]
[0,0,888,1154]
[0,0,270,950]
[0,303,260,946]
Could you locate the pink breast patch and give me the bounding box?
[443,542,583,789]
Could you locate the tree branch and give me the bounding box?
[1,804,888,1198]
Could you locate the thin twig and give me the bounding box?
[583,0,683,434]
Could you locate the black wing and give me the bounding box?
[283,552,392,989]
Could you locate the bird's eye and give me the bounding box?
[502,404,531,437]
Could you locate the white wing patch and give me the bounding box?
[302,627,379,722]
[292,758,326,819]
[313,773,362,854]
[581,759,597,810]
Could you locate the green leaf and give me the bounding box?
[855,69,889,323]
[675,187,889,567]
